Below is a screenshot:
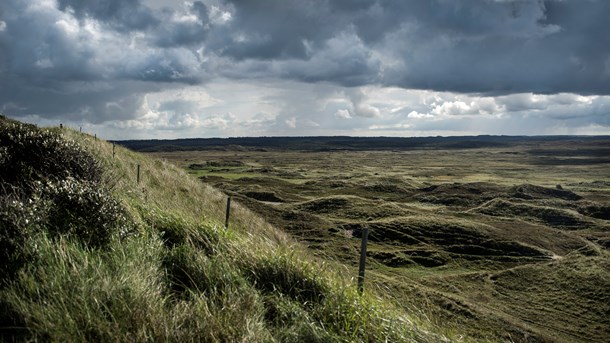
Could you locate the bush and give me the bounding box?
[0,192,41,283]
[0,116,103,191]
[42,178,133,247]
[0,116,133,283]
[0,179,133,284]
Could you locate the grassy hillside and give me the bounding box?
[0,116,452,342]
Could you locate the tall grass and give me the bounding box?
[0,121,452,342]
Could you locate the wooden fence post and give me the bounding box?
[358,227,370,294]
[225,196,232,229]
[112,143,115,158]
[136,164,140,184]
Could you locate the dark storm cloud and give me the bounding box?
[152,1,211,47]
[0,75,157,123]
[0,0,203,121]
[379,0,610,95]
[210,0,338,60]
[57,0,159,31]
[0,0,609,128]
[4,0,610,91]
[214,0,610,95]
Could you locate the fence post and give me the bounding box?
[112,143,115,158]
[357,227,369,294]
[136,164,140,184]
[225,196,232,229]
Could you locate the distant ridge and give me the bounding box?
[115,135,610,152]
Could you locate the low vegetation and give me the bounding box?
[150,141,610,342]
[0,116,449,342]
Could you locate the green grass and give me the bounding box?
[153,145,610,342]
[0,120,451,342]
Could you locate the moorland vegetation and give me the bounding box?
[0,115,452,342]
[148,138,610,342]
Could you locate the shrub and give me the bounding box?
[0,179,133,284]
[0,116,133,283]
[42,178,133,247]
[0,192,42,283]
[0,116,103,191]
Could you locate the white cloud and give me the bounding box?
[431,101,470,116]
[407,111,433,119]
[285,117,297,128]
[99,85,609,137]
[354,103,380,118]
[334,109,352,119]
[304,119,320,128]
[343,88,382,118]
[12,79,610,139]
[368,123,411,130]
[208,5,232,25]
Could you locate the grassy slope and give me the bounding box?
[0,124,454,342]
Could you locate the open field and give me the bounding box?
[148,138,610,342]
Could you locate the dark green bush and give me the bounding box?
[0,116,133,283]
[0,116,103,191]
[0,180,132,284]
[0,192,42,282]
[42,179,132,247]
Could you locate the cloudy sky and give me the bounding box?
[1,0,609,139]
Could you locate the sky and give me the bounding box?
[1,0,609,139]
